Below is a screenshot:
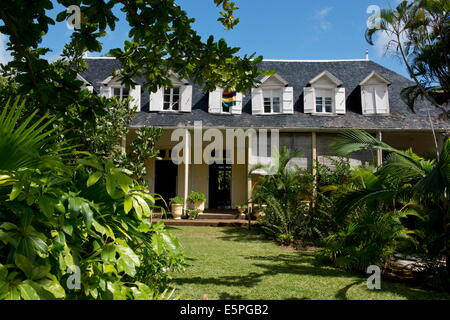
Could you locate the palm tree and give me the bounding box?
[332,129,450,286]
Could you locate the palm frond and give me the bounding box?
[0,98,58,172]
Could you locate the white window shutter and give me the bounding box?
[375,85,389,114]
[100,85,111,98]
[208,89,222,113]
[251,87,264,115]
[180,85,193,112]
[129,85,141,111]
[303,87,315,113]
[149,86,164,112]
[335,87,346,114]
[282,87,294,114]
[362,86,375,114]
[231,92,243,115]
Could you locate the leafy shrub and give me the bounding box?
[169,197,185,205]
[0,100,185,300]
[187,191,206,204]
[323,209,413,271]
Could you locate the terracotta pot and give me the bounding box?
[171,204,184,220]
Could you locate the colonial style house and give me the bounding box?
[80,56,450,211]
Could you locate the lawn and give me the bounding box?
[169,226,450,300]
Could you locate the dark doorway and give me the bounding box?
[209,164,232,209]
[154,160,177,209]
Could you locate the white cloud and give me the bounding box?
[0,33,12,65]
[314,7,333,31]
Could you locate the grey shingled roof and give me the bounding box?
[80,58,450,131]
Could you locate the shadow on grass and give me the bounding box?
[173,250,450,300]
[217,226,272,243]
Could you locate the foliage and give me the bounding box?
[323,209,413,271]
[170,197,185,205]
[0,100,185,300]
[187,191,206,204]
[186,209,200,220]
[329,129,450,288]
[366,0,449,117]
[251,148,315,245]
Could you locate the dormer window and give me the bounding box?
[315,89,333,114]
[360,72,390,115]
[99,74,141,110]
[149,72,192,113]
[303,71,346,115]
[263,89,282,114]
[251,74,294,115]
[208,89,243,115]
[112,87,129,99]
[163,87,180,111]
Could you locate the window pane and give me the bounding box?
[316,97,323,112]
[173,87,180,95]
[122,88,129,97]
[325,97,332,113]
[273,97,281,113]
[264,98,271,113]
[163,102,170,110]
[113,88,121,97]
[172,102,179,111]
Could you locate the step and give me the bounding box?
[152,218,254,228]
[198,213,240,220]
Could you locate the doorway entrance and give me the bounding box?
[154,160,177,209]
[209,163,232,209]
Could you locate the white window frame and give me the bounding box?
[163,86,181,112]
[263,89,282,114]
[314,88,334,114]
[111,86,130,99]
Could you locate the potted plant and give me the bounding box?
[253,203,267,219]
[187,209,200,220]
[170,197,184,220]
[236,205,248,220]
[187,191,206,214]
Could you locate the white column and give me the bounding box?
[311,132,317,202]
[376,131,383,167]
[183,129,190,213]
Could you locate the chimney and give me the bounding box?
[365,49,369,61]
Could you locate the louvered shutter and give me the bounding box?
[208,89,222,113]
[231,92,243,115]
[251,87,264,115]
[303,87,315,113]
[129,85,141,111]
[149,86,164,112]
[99,85,111,98]
[374,85,389,114]
[282,87,294,114]
[180,85,193,112]
[335,87,346,114]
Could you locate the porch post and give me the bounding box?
[183,128,190,214]
[247,132,253,209]
[311,132,317,201]
[376,131,383,167]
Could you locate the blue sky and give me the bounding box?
[0,0,409,78]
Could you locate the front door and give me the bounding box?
[154,160,177,209]
[209,164,232,209]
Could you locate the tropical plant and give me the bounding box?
[251,148,315,245]
[331,129,450,287]
[366,0,450,118]
[187,192,206,204]
[169,197,185,205]
[0,100,185,300]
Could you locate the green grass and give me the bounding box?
[169,226,450,300]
